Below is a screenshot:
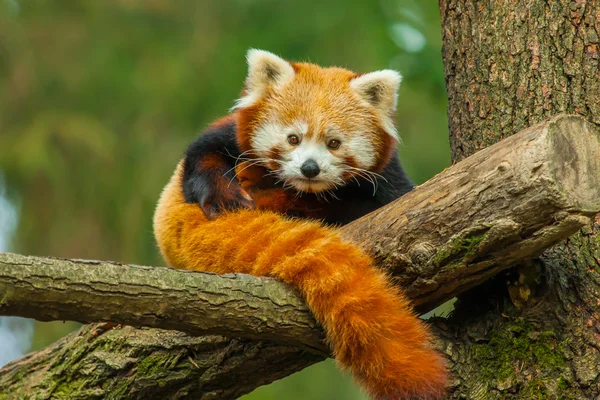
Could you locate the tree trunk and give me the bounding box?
[439,0,600,398]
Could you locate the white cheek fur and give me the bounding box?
[250,122,285,158]
[346,135,376,169]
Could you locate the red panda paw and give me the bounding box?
[199,182,255,220]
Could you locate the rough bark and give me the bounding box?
[0,324,322,400]
[1,114,600,399]
[441,0,600,164]
[0,253,327,355]
[435,220,600,399]
[439,1,600,398]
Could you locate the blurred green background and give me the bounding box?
[0,0,449,398]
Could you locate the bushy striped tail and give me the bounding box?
[153,163,447,399]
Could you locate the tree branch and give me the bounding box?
[0,324,324,399]
[0,253,327,355]
[1,114,599,398]
[343,114,600,310]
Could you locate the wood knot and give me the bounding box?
[496,161,511,172]
[409,242,436,266]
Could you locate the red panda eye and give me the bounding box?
[287,134,300,146]
[327,139,341,150]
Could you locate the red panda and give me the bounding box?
[153,49,447,399]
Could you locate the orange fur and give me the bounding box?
[153,162,447,399]
[198,154,227,170]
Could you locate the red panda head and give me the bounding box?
[234,49,401,193]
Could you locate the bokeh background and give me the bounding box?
[0,0,449,398]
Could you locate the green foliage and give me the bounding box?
[241,360,368,400]
[0,0,449,398]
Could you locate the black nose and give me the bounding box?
[300,159,320,178]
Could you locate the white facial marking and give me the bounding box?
[346,135,376,169]
[251,121,380,193]
[328,124,376,169]
[250,122,285,157]
[280,136,345,192]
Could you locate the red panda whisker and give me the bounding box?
[227,160,265,186]
[233,149,260,169]
[217,148,237,160]
[273,179,297,193]
[239,149,257,157]
[220,150,261,177]
[261,158,285,165]
[226,156,278,180]
[292,185,307,200]
[219,148,255,165]
[235,149,257,159]
[329,179,343,190]
[316,191,329,203]
[223,159,259,180]
[323,190,335,202]
[265,168,286,179]
[244,157,285,168]
[348,166,390,185]
[268,172,285,181]
[279,177,296,190]
[327,189,341,201]
[366,171,389,184]
[348,168,385,196]
[348,169,377,196]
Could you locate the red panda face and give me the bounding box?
[235,50,401,193]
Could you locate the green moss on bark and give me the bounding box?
[434,233,486,266]
[471,317,572,397]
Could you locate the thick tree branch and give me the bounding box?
[1,114,599,399]
[343,114,600,310]
[0,253,327,355]
[0,324,324,399]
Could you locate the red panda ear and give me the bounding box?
[350,70,402,139]
[233,49,295,109]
